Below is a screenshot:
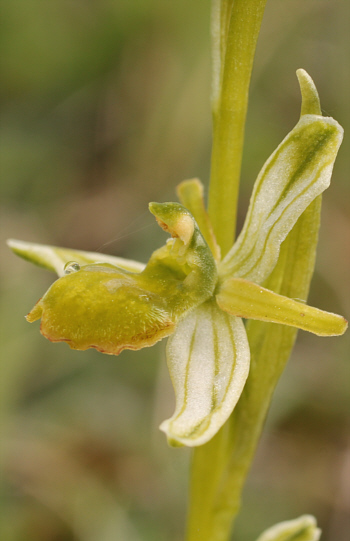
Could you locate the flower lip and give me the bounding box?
[24,202,218,361]
[26,264,177,355]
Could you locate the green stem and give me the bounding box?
[186,2,268,540]
[208,0,267,257]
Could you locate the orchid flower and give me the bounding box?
[8,70,347,448]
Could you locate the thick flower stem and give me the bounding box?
[208,0,267,257]
[187,2,269,539]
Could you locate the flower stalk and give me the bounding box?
[209,0,268,256]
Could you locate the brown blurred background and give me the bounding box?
[1,1,349,540]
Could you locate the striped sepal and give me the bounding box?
[219,114,343,284]
[160,300,250,447]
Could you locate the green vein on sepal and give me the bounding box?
[160,299,250,447]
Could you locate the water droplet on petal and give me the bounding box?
[64,261,81,275]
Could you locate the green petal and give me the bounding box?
[176,178,221,261]
[160,300,250,447]
[217,277,348,336]
[26,203,218,355]
[7,239,145,276]
[220,73,343,284]
[255,515,321,541]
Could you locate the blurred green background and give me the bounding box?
[1,1,349,540]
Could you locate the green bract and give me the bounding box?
[8,70,347,447]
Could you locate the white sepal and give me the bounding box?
[160,300,250,447]
[256,515,321,541]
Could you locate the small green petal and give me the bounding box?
[217,277,348,336]
[160,299,250,447]
[255,515,321,541]
[26,203,218,355]
[7,239,144,276]
[176,178,221,261]
[220,72,343,284]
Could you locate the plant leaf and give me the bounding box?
[160,299,250,447]
[255,515,321,541]
[216,277,347,336]
[7,239,145,276]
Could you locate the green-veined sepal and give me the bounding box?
[219,72,343,284]
[216,277,348,336]
[26,203,218,355]
[7,239,145,276]
[255,515,321,541]
[160,299,250,447]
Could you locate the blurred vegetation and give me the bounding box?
[1,1,349,540]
